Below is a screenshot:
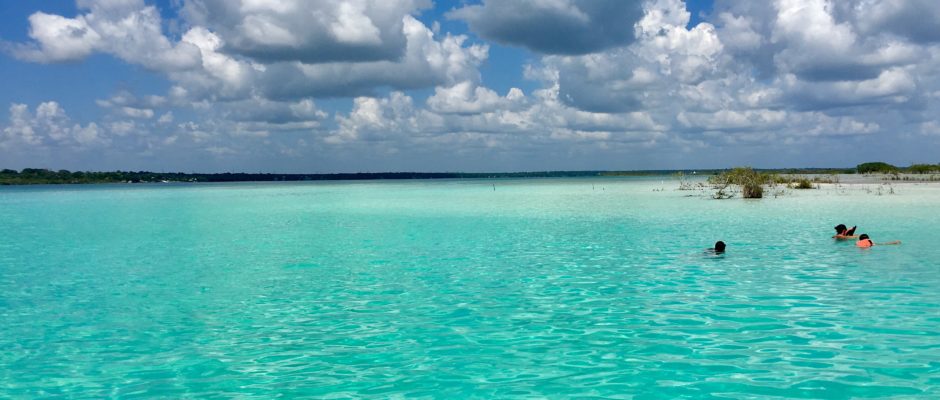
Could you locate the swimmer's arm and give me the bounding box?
[879,240,901,245]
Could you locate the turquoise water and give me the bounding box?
[2,178,939,398]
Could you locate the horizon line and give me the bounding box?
[3,167,866,175]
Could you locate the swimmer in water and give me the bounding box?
[855,233,901,248]
[710,241,726,254]
[833,224,858,240]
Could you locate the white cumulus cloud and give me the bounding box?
[1,102,108,148]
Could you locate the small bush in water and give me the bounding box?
[708,167,769,199]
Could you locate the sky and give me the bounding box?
[1,0,939,173]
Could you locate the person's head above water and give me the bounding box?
[856,234,874,248]
[833,224,857,238]
[714,241,726,253]
[856,234,901,247]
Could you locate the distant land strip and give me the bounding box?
[1,168,717,185]
[5,163,939,185]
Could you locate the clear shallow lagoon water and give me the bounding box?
[2,178,940,398]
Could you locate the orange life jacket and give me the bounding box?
[856,239,873,248]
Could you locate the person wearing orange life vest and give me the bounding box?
[855,233,901,248]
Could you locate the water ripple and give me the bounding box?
[2,180,940,397]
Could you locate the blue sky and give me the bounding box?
[1,0,939,172]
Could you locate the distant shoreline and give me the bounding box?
[2,167,939,185]
[0,168,847,185]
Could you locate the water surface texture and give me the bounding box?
[2,178,940,398]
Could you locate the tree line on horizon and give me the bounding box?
[0,168,621,185]
[855,162,940,174]
[1,162,937,185]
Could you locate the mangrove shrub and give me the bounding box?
[708,167,770,199]
[857,162,898,174]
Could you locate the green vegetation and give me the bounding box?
[906,163,940,174]
[741,182,763,198]
[855,161,940,175]
[1,169,199,185]
[0,169,614,185]
[767,174,813,187]
[708,167,772,199]
[793,177,814,189]
[857,162,899,174]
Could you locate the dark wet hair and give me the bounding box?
[835,224,847,233]
[714,241,726,253]
[858,234,870,240]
